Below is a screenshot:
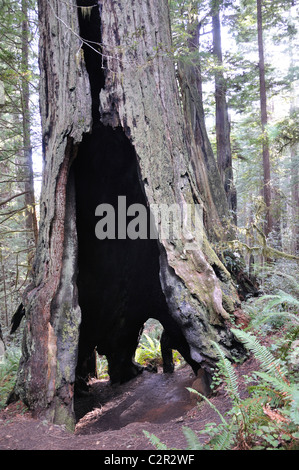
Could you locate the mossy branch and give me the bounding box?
[226,223,299,261]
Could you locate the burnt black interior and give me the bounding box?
[74,1,199,386]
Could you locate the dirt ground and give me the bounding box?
[0,357,261,452]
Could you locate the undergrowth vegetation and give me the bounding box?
[135,320,183,371]
[0,347,21,409]
[145,326,299,450]
[145,262,299,450]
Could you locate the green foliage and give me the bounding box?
[181,427,204,450]
[135,320,183,369]
[271,110,299,153]
[233,328,288,377]
[248,291,299,329]
[96,354,109,379]
[243,269,299,376]
[135,333,162,368]
[232,329,299,446]
[188,388,239,450]
[97,321,183,380]
[143,430,169,450]
[144,327,299,450]
[0,0,40,333]
[213,342,241,405]
[0,347,21,409]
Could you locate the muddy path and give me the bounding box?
[0,359,259,451]
[75,366,196,434]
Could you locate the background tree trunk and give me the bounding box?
[257,0,273,236]
[290,135,299,254]
[289,30,299,255]
[12,0,245,430]
[21,0,38,261]
[212,6,237,224]
[177,16,232,242]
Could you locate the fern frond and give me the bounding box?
[274,273,299,295]
[290,389,299,425]
[257,291,299,311]
[254,371,293,399]
[257,311,299,327]
[143,334,156,350]
[182,427,203,450]
[275,290,299,308]
[208,423,237,450]
[212,342,240,404]
[231,328,288,379]
[186,388,228,426]
[143,431,168,450]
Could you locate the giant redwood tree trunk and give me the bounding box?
[12,0,245,430]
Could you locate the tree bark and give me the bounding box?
[12,0,92,429]
[177,18,232,242]
[289,22,299,255]
[212,7,237,224]
[290,136,299,254]
[21,0,38,260]
[257,0,272,236]
[12,0,245,430]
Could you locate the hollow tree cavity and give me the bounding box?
[74,1,200,385]
[9,0,246,431]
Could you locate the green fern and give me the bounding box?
[258,311,299,327]
[207,423,238,450]
[181,427,203,450]
[135,331,182,368]
[144,328,299,450]
[187,387,229,426]
[0,347,22,409]
[254,371,292,398]
[260,291,299,310]
[231,328,288,379]
[135,334,162,367]
[186,352,241,450]
[142,430,169,450]
[248,290,299,331]
[232,328,299,428]
[291,389,299,425]
[212,342,241,405]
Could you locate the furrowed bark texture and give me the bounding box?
[13,0,244,429]
[21,0,39,254]
[257,0,272,236]
[13,0,92,429]
[176,20,232,243]
[212,9,237,223]
[98,1,243,370]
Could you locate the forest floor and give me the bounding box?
[0,356,260,452]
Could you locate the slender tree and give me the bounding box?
[0,0,38,330]
[257,0,272,236]
[21,0,38,255]
[212,2,237,223]
[289,8,299,254]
